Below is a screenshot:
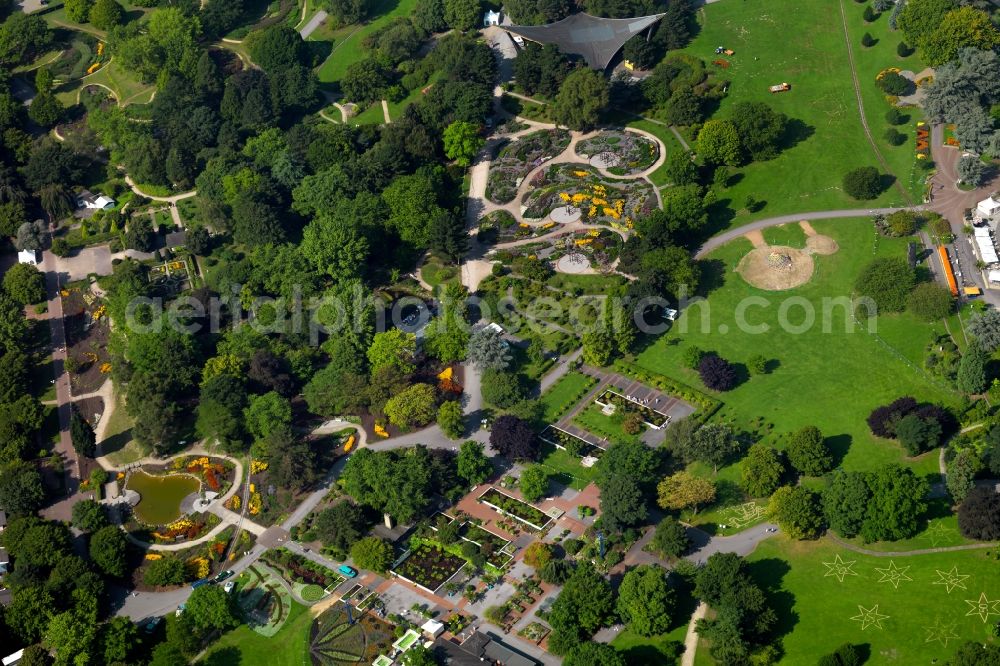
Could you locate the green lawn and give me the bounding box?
[350,101,386,126]
[199,599,312,665]
[741,536,1000,664]
[635,218,960,482]
[54,59,154,107]
[678,0,921,232]
[537,441,599,491]
[572,402,644,447]
[539,371,597,423]
[845,3,930,201]
[315,0,419,84]
[419,255,460,290]
[761,222,807,248]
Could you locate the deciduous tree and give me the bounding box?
[657,471,716,513]
[786,426,834,476]
[350,536,394,572]
[489,415,538,461]
[551,69,609,131]
[768,485,824,539]
[617,564,674,636]
[740,444,785,497]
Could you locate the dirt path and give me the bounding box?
[381,99,391,124]
[799,220,818,236]
[744,229,766,248]
[837,0,911,205]
[124,175,197,203]
[681,603,708,666]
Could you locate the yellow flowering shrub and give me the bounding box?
[226,495,241,511]
[437,367,453,381]
[375,423,389,438]
[559,192,570,201]
[145,553,162,560]
[250,460,268,474]
[344,435,356,452]
[99,363,112,374]
[248,492,262,516]
[573,170,589,177]
[186,557,210,579]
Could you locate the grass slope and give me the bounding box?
[635,218,959,486]
[315,0,418,84]
[679,0,921,233]
[199,600,312,665]
[744,536,1000,663]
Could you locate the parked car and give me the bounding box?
[214,570,234,583]
[338,565,358,578]
[191,578,211,590]
[223,581,236,594]
[175,604,185,617]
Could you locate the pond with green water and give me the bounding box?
[125,469,200,525]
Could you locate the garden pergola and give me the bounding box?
[504,12,666,70]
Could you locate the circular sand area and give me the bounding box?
[557,253,590,274]
[550,205,582,223]
[806,234,839,255]
[737,246,816,291]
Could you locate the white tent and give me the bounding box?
[977,236,999,264]
[975,226,992,238]
[17,249,40,266]
[421,619,445,638]
[977,197,1000,219]
[990,270,1000,283]
[483,10,501,26]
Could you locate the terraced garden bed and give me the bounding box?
[575,130,658,175]
[594,389,669,428]
[522,164,655,230]
[478,488,551,531]
[539,425,600,457]
[486,129,570,204]
[391,543,465,593]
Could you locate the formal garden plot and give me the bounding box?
[595,389,669,428]
[575,130,658,175]
[148,257,194,296]
[237,564,294,637]
[310,607,395,666]
[391,542,466,593]
[478,488,552,531]
[522,164,655,231]
[486,129,570,204]
[61,286,111,395]
[427,515,514,569]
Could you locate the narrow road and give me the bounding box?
[694,207,914,258]
[123,175,197,203]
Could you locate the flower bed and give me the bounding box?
[176,455,234,494]
[486,129,570,204]
[575,130,658,175]
[261,548,345,589]
[310,606,395,666]
[391,543,465,594]
[478,488,551,531]
[522,164,655,231]
[595,389,670,428]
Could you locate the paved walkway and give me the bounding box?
[123,175,197,203]
[827,532,997,557]
[299,9,327,38]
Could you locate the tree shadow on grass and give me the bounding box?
[202,646,243,666]
[825,433,852,468]
[700,199,736,242]
[879,173,898,196]
[618,639,684,666]
[748,557,799,643]
[779,118,816,153]
[696,258,728,297]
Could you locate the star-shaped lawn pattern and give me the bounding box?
[933,566,970,594]
[823,554,858,583]
[850,604,889,630]
[965,593,1000,623]
[920,522,952,547]
[924,618,960,647]
[874,561,912,589]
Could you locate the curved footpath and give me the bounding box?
[123,175,197,203]
[694,207,915,259]
[827,532,997,557]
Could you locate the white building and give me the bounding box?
[76,190,116,211]
[17,249,40,266]
[978,196,1000,221]
[483,10,501,27]
[421,619,445,638]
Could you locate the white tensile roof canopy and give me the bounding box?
[504,12,666,70]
